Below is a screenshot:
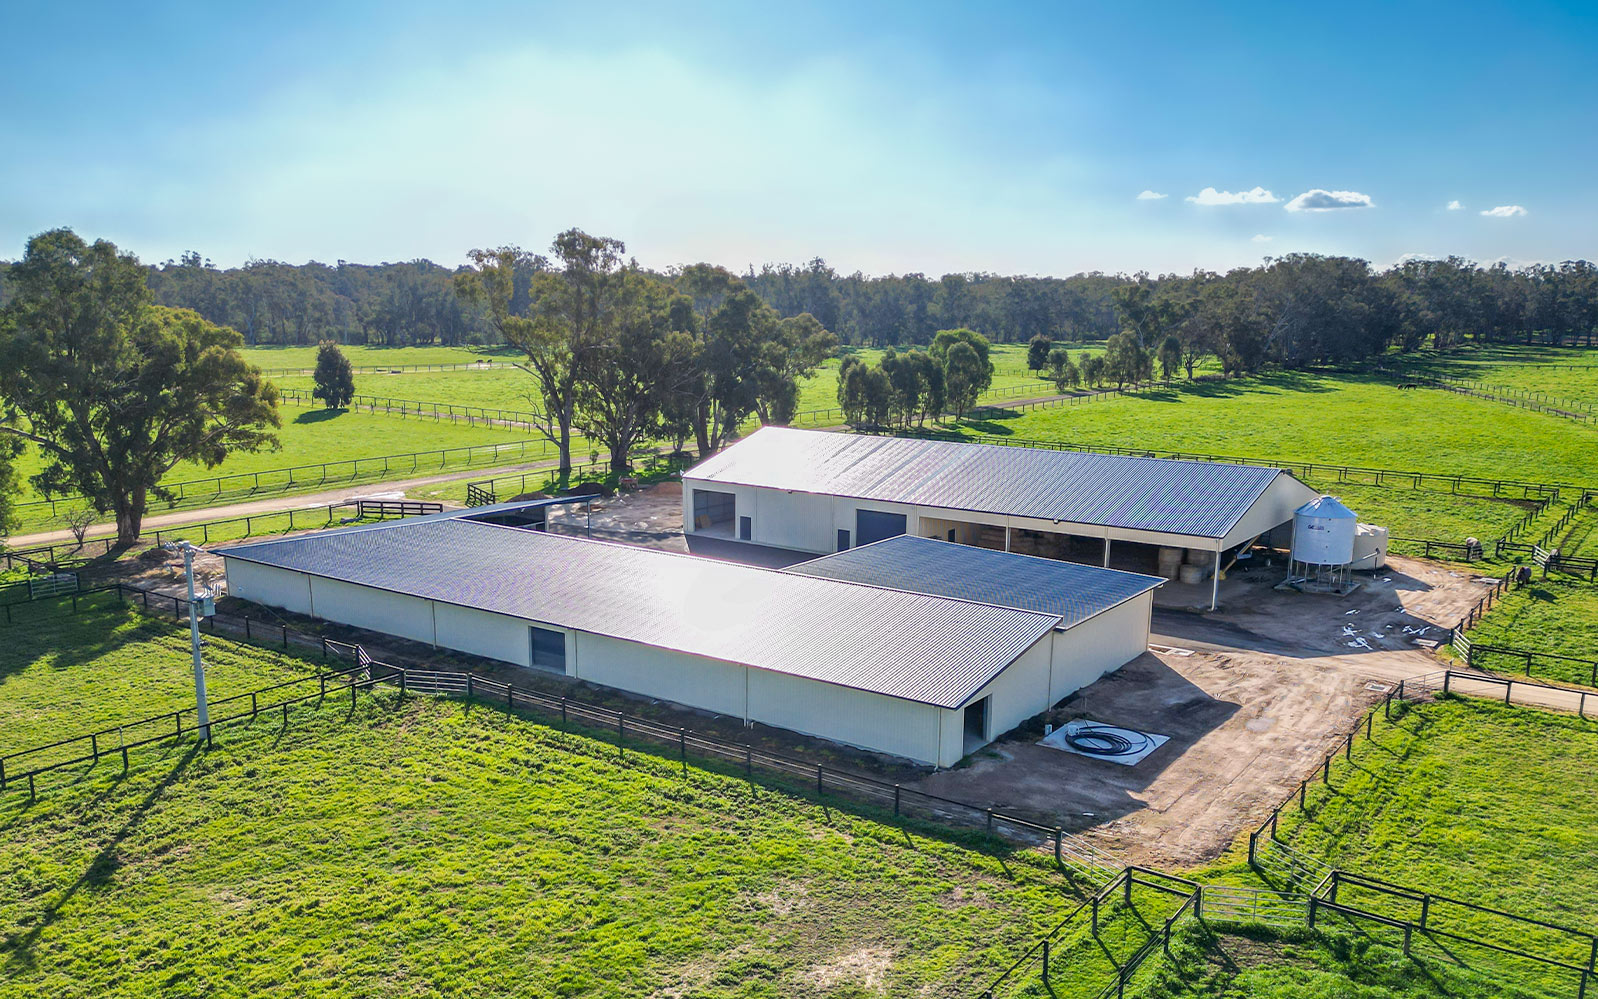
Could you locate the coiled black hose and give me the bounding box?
[1064,725,1154,758]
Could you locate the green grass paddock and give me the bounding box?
[0,617,1074,998]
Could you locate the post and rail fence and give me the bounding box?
[9,438,555,521]
[5,582,1598,996]
[1242,672,1598,999]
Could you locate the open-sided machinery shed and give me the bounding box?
[215,507,1158,767]
[682,427,1321,608]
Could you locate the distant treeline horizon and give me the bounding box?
[2,243,1595,357]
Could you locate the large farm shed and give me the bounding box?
[787,534,1162,714]
[215,508,1159,767]
[682,427,1321,608]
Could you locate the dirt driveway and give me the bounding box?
[916,557,1501,869]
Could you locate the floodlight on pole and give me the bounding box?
[163,540,213,742]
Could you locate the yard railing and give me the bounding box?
[325,639,1122,889]
[1243,673,1598,995]
[258,359,506,377]
[9,438,553,520]
[277,387,550,430]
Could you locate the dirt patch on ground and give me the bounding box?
[912,555,1501,870]
[809,946,896,991]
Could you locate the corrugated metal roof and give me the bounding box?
[786,535,1163,629]
[684,428,1289,540]
[216,521,1059,709]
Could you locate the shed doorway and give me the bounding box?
[691,489,737,537]
[963,696,990,753]
[856,509,908,546]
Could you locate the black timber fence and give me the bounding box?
[1446,573,1598,686]
[325,639,1123,888]
[0,661,384,799]
[1248,671,1598,996]
[1378,368,1598,425]
[0,597,1121,892]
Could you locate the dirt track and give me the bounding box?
[916,556,1501,868]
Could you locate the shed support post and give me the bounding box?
[1210,543,1221,610]
[1102,537,1110,567]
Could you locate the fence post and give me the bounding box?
[466,675,474,701]
[1420,894,1430,929]
[1345,733,1353,760]
[1443,672,1451,696]
[816,764,824,796]
[505,684,514,715]
[1307,896,1317,929]
[560,697,567,726]
[893,784,901,817]
[745,744,753,778]
[1042,939,1050,980]
[679,728,687,761]
[1506,679,1513,705]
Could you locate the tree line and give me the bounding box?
[1099,255,1598,377]
[3,228,1598,548]
[0,228,837,544]
[5,248,1594,356]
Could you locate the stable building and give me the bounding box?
[682,427,1321,608]
[214,506,1159,767]
[787,534,1162,711]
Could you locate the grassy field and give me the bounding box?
[0,619,1074,998]
[1466,578,1598,683]
[1401,344,1598,406]
[1273,697,1598,936]
[1297,480,1537,544]
[238,343,516,372]
[0,607,320,754]
[8,408,538,534]
[1549,504,1598,559]
[939,371,1598,485]
[1131,924,1537,999]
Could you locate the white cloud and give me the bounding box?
[1186,186,1280,206]
[1136,190,1168,200]
[1284,189,1374,212]
[1480,204,1527,218]
[1251,234,1273,243]
[1446,200,1463,211]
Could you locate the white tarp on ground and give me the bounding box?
[1038,720,1170,766]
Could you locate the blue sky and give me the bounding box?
[2,1,1594,276]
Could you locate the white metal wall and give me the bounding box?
[435,603,534,668]
[1046,592,1153,700]
[942,633,1055,766]
[1223,475,1322,549]
[223,558,313,615]
[749,669,943,764]
[572,633,750,719]
[310,576,437,646]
